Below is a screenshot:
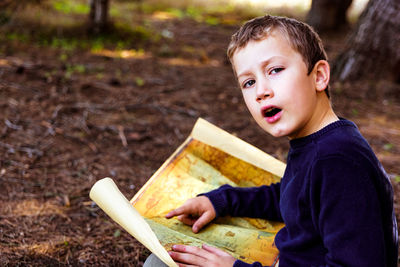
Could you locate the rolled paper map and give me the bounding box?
[89,177,178,267]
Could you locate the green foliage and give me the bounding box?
[383,143,394,151]
[65,64,87,79]
[205,16,220,26]
[139,0,263,21]
[74,64,86,74]
[135,77,145,87]
[110,6,121,17]
[140,2,170,14]
[137,0,294,25]
[5,32,29,42]
[52,0,89,15]
[59,52,68,61]
[114,22,154,42]
[0,0,309,57]
[90,38,105,52]
[165,8,186,19]
[113,229,121,238]
[157,6,219,24]
[50,37,78,51]
[1,19,156,53]
[186,6,202,21]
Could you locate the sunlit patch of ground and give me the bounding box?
[0,199,67,217]
[91,49,150,60]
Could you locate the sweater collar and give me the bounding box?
[289,118,356,149]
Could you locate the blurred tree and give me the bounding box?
[307,0,353,32]
[89,0,109,33]
[332,0,400,82]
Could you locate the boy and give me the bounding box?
[149,15,398,266]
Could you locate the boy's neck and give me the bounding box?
[289,93,339,140]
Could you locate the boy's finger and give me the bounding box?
[192,211,213,233]
[165,206,187,218]
[165,210,176,218]
[202,244,230,256]
[172,244,208,258]
[169,246,207,266]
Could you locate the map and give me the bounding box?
[131,118,286,266]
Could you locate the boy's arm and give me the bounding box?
[166,183,282,233]
[312,157,388,266]
[201,183,282,221]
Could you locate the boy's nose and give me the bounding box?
[256,82,273,101]
[256,93,270,101]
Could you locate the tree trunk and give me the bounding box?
[307,0,353,32]
[89,0,109,33]
[332,0,400,82]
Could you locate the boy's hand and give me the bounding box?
[169,244,236,267]
[165,196,216,233]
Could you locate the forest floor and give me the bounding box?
[0,3,400,266]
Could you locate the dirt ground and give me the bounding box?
[1,13,399,266]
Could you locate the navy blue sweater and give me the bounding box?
[203,119,398,267]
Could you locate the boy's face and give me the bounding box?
[232,31,323,139]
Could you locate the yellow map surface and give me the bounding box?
[131,119,285,266]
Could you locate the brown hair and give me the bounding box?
[227,15,330,97]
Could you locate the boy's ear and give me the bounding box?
[314,60,330,92]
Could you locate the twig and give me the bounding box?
[19,147,43,158]
[117,125,128,147]
[0,141,43,158]
[4,119,23,130]
[0,141,16,153]
[51,105,63,120]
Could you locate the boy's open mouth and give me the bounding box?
[262,107,282,118]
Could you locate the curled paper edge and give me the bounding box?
[89,177,178,267]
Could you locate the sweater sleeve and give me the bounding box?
[233,259,264,267]
[311,156,386,267]
[201,183,282,221]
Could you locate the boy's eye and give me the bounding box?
[243,79,255,88]
[269,67,284,74]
